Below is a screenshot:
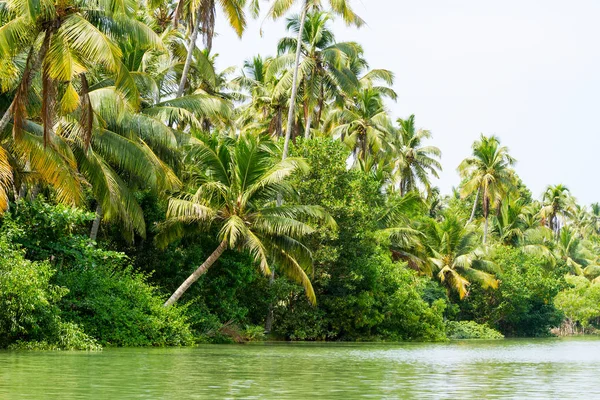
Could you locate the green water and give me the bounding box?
[1,338,599,399]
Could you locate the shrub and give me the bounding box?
[56,256,194,347]
[446,321,504,339]
[0,239,98,350]
[1,200,194,347]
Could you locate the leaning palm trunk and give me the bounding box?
[176,6,203,98]
[282,0,309,159]
[164,240,228,307]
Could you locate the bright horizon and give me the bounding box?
[211,0,600,205]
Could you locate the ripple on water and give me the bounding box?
[0,338,599,399]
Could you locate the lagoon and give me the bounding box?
[1,338,599,399]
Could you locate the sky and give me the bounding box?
[211,0,600,205]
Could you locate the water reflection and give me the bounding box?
[0,338,599,399]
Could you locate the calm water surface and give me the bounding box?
[1,338,599,399]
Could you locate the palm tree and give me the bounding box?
[490,196,530,246]
[458,135,516,244]
[424,216,499,299]
[0,0,163,215]
[157,133,334,306]
[390,115,441,196]
[269,11,361,138]
[554,226,596,276]
[541,184,574,235]
[327,87,393,166]
[591,203,600,234]
[235,55,288,137]
[265,0,364,160]
[174,0,247,97]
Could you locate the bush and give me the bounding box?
[0,239,98,350]
[56,252,194,347]
[1,200,194,347]
[446,321,504,339]
[458,246,565,337]
[555,275,600,330]
[272,139,447,341]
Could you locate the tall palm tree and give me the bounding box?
[327,87,393,166]
[265,0,364,160]
[174,0,247,97]
[269,11,361,138]
[541,184,574,235]
[390,115,441,196]
[235,55,288,137]
[0,0,163,215]
[157,133,334,306]
[424,216,499,299]
[458,134,516,244]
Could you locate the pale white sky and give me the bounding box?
[212,0,600,205]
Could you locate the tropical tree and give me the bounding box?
[541,184,574,235]
[424,216,499,299]
[458,134,516,244]
[491,196,528,246]
[173,0,248,97]
[389,115,441,195]
[157,133,334,306]
[327,87,393,166]
[265,0,364,161]
[270,11,361,138]
[0,0,166,222]
[235,55,288,137]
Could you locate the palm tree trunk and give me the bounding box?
[483,215,489,244]
[176,6,203,98]
[0,36,51,134]
[0,104,13,134]
[467,187,480,224]
[90,204,103,241]
[267,0,309,333]
[483,193,489,244]
[282,0,309,160]
[304,111,312,139]
[164,240,228,307]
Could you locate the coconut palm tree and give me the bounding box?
[491,196,528,246]
[265,0,364,160]
[269,11,361,138]
[0,0,163,215]
[390,115,441,196]
[541,184,574,235]
[458,134,516,244]
[327,87,393,166]
[173,0,247,97]
[235,55,289,137]
[157,133,334,306]
[424,216,499,299]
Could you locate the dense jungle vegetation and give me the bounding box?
[1,0,599,349]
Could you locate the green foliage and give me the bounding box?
[57,262,194,347]
[1,201,194,347]
[0,238,99,350]
[459,246,565,337]
[273,138,447,341]
[555,275,600,329]
[446,321,504,339]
